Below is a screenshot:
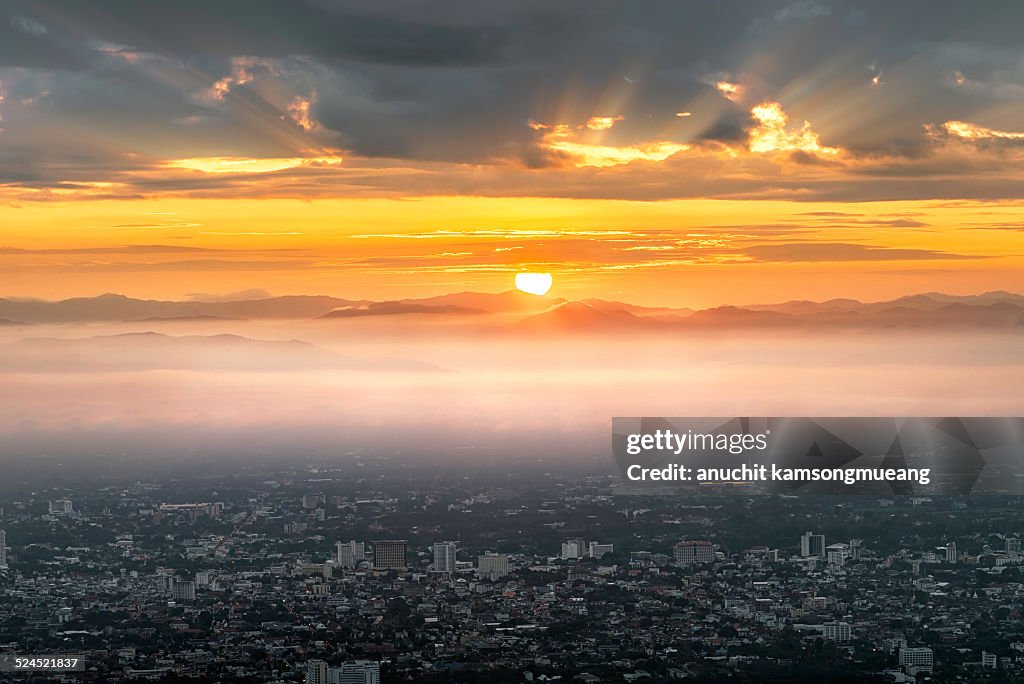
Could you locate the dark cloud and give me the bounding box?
[744,242,986,262]
[696,110,756,144]
[2,1,1024,197]
[0,1,508,68]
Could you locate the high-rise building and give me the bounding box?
[306,659,328,684]
[155,573,173,593]
[588,542,614,559]
[433,541,457,573]
[823,621,852,642]
[373,540,407,570]
[945,542,958,563]
[337,540,366,568]
[982,651,998,669]
[171,578,196,601]
[1007,538,1021,557]
[0,529,7,569]
[800,531,825,557]
[560,538,586,559]
[302,494,321,510]
[477,554,510,580]
[849,538,862,560]
[48,499,73,515]
[899,647,934,672]
[827,550,845,568]
[673,540,714,565]
[333,660,380,684]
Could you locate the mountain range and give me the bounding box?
[1,290,1023,330]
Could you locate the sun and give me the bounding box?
[514,272,553,296]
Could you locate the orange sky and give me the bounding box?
[2,194,1022,307]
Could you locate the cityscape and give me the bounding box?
[3,463,1024,682]
[3,1,1024,682]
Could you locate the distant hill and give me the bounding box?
[580,298,694,319]
[2,290,1023,330]
[320,301,483,319]
[683,306,797,326]
[402,290,565,314]
[0,294,366,323]
[749,291,1024,315]
[132,315,242,323]
[513,301,662,333]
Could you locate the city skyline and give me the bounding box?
[2,465,1023,680]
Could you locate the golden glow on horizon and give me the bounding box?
[0,195,1021,307]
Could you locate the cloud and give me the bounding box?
[11,16,47,37]
[936,120,1024,143]
[715,81,744,102]
[747,102,840,156]
[772,1,832,23]
[11,259,315,273]
[286,94,319,132]
[2,2,1024,202]
[751,1,832,33]
[744,243,985,262]
[195,56,260,104]
[164,154,343,174]
[530,116,688,167]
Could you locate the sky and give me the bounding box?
[2,0,1024,306]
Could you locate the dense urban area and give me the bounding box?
[3,461,1024,683]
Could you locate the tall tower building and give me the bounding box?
[305,659,328,684]
[433,541,457,573]
[560,538,586,559]
[945,542,958,563]
[337,540,366,568]
[373,540,408,570]
[0,529,7,569]
[800,531,825,557]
